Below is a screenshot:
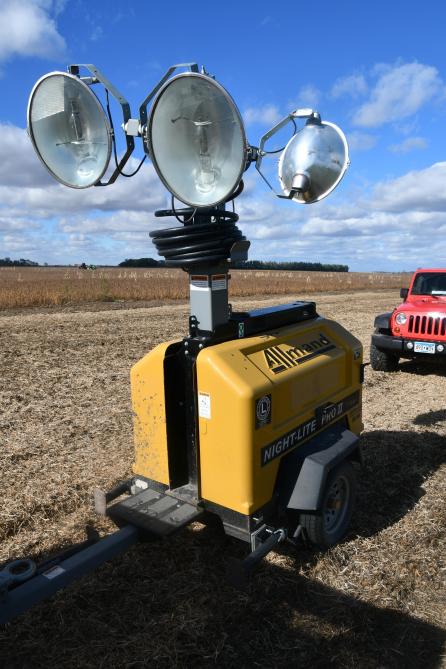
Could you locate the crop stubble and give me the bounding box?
[0,266,410,309]
[0,290,445,668]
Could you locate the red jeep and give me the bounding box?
[371,268,446,371]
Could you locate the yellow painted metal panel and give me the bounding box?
[131,340,180,484]
[197,317,362,515]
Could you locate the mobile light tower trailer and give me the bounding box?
[0,63,363,624]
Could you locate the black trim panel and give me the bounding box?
[374,312,392,331]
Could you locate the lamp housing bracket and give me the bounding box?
[255,109,321,198]
[138,63,200,156]
[67,64,135,186]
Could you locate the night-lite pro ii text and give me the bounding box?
[0,63,362,624]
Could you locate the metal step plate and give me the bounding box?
[108,488,203,536]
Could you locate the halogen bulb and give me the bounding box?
[53,95,100,180]
[68,99,97,179]
[70,99,84,141]
[193,118,220,194]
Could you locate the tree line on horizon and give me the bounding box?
[0,257,39,267]
[118,258,349,272]
[0,257,349,272]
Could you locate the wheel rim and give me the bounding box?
[323,473,350,534]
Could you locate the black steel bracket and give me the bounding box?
[67,63,135,186]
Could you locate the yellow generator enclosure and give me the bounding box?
[131,302,363,545]
[196,318,362,516]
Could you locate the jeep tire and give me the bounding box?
[370,340,399,372]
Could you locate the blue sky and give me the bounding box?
[1,0,446,270]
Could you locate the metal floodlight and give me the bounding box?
[256,110,350,204]
[279,119,349,203]
[147,73,247,208]
[27,71,112,188]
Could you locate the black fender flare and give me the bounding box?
[275,422,361,512]
[374,312,393,332]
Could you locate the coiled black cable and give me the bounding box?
[150,180,247,267]
[150,209,246,267]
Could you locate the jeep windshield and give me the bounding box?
[411,272,446,296]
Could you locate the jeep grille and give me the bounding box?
[408,315,446,336]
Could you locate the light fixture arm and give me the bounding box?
[255,109,321,199]
[138,63,200,155]
[67,64,135,186]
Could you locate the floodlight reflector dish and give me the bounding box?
[27,72,112,188]
[148,73,247,208]
[278,120,349,203]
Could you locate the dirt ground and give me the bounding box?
[0,290,445,668]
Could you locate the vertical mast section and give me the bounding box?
[150,204,249,335]
[189,266,230,332]
[149,200,249,498]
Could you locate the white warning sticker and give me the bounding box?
[190,275,209,289]
[211,274,227,291]
[198,392,211,419]
[43,565,66,580]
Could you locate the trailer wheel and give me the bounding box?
[370,339,399,372]
[300,460,357,548]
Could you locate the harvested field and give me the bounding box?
[0,290,445,668]
[0,266,410,309]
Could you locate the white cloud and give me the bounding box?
[373,161,446,212]
[243,104,281,126]
[331,74,367,99]
[295,84,321,108]
[0,123,169,263]
[0,216,40,232]
[353,62,444,127]
[0,1,66,64]
[90,25,103,41]
[347,131,377,152]
[388,136,428,153]
[3,121,446,270]
[0,124,167,216]
[238,160,446,270]
[0,123,54,187]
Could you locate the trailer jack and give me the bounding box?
[227,527,287,588]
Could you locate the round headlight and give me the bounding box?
[147,73,247,208]
[437,344,444,353]
[278,119,349,203]
[395,312,407,325]
[27,72,112,188]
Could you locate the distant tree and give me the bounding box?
[117,258,347,271]
[0,257,39,267]
[118,258,165,268]
[232,260,349,272]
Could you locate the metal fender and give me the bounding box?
[275,423,361,512]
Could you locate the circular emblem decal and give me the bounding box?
[256,394,272,427]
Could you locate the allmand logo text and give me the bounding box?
[264,333,335,374]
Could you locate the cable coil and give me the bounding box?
[150,209,246,267]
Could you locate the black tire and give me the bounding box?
[370,341,399,371]
[300,460,357,548]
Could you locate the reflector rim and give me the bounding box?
[278,120,350,204]
[27,71,112,189]
[147,72,247,208]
